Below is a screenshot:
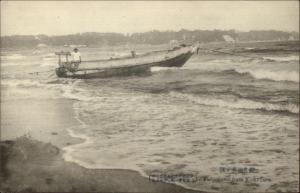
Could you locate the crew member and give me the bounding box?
[71,48,81,70]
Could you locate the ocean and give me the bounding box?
[1,41,299,192]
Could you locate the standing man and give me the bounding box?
[71,48,81,70]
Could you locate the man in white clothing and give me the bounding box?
[71,48,81,70]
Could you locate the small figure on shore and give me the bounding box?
[71,48,81,70]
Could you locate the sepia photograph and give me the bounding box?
[0,1,299,193]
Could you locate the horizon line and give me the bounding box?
[1,28,299,37]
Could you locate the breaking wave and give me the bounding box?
[163,68,299,83]
[61,83,95,102]
[1,78,80,94]
[235,69,299,82]
[263,55,299,62]
[170,92,299,114]
[1,79,45,88]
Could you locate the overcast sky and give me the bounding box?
[1,1,299,36]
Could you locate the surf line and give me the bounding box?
[200,48,272,61]
[29,69,54,75]
[29,69,56,78]
[3,69,55,78]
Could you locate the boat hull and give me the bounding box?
[56,64,151,79]
[154,51,193,68]
[56,51,193,79]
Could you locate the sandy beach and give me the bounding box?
[0,88,204,193]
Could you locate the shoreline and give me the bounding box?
[0,136,206,193]
[65,100,212,193]
[62,128,207,193]
[0,93,206,192]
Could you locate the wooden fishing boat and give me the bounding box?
[55,46,193,79]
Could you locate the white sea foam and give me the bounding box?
[1,79,45,88]
[263,55,299,62]
[62,101,92,165]
[236,69,299,82]
[62,128,93,164]
[1,54,26,60]
[170,92,299,114]
[42,53,56,60]
[40,61,56,67]
[245,47,255,50]
[0,78,66,100]
[151,67,179,72]
[61,82,95,102]
[43,53,55,58]
[1,78,86,100]
[1,62,34,67]
[56,83,298,193]
[62,93,148,176]
[42,57,56,61]
[32,50,43,54]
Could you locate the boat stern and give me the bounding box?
[55,67,67,77]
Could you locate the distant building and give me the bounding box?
[223,35,235,43]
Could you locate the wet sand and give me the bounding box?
[1,96,83,148]
[0,137,204,193]
[0,91,204,192]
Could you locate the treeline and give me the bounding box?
[1,29,299,48]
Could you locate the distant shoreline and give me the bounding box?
[1,29,298,49]
[1,40,299,53]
